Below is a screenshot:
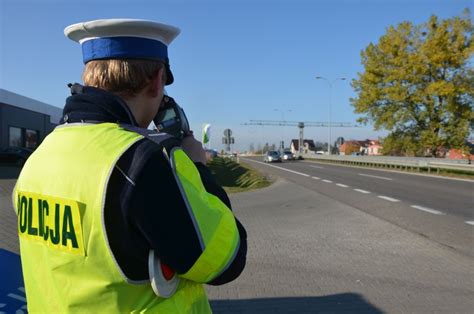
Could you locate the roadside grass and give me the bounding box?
[207,157,272,193]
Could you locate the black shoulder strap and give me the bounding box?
[119,124,180,158]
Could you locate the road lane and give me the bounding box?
[242,157,474,257]
[358,173,393,181]
[264,159,474,220]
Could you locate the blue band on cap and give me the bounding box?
[81,36,168,63]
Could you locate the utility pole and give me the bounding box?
[315,76,346,154]
[273,108,292,154]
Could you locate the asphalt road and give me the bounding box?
[242,157,474,257]
[207,177,474,313]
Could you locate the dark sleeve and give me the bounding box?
[208,219,247,285]
[127,147,247,283]
[193,162,248,285]
[128,148,201,274]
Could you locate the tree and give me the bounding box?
[351,9,474,156]
[344,142,361,155]
[249,143,255,153]
[382,131,419,156]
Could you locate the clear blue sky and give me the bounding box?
[0,0,471,151]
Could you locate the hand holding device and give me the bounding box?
[181,133,207,164]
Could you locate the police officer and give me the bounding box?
[13,19,247,313]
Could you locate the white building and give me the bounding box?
[0,89,62,149]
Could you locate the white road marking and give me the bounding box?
[246,160,310,177]
[358,173,393,181]
[354,189,370,194]
[378,196,400,202]
[336,183,349,188]
[322,179,333,183]
[410,205,445,215]
[7,293,26,302]
[310,165,324,169]
[312,176,320,180]
[465,221,474,226]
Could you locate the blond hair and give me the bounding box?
[82,59,165,97]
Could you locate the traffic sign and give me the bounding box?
[223,129,232,137]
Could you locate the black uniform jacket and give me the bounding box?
[61,86,247,285]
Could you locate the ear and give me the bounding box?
[147,68,165,98]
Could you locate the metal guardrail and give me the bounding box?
[301,153,474,174]
[427,162,474,172]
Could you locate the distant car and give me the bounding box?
[315,151,325,155]
[263,151,281,163]
[282,151,295,161]
[205,149,218,159]
[0,147,33,166]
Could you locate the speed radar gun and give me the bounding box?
[153,95,190,140]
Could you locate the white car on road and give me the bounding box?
[263,151,282,163]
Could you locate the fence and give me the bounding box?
[301,153,474,174]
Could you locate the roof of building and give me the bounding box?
[342,139,380,147]
[340,140,363,147]
[0,89,62,124]
[291,139,316,150]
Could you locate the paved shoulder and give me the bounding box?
[207,179,474,313]
[0,179,18,254]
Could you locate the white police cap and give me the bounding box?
[64,19,180,85]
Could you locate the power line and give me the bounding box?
[241,120,360,154]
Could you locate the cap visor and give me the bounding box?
[166,64,174,85]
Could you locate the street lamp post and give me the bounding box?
[315,76,346,155]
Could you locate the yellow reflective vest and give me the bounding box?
[13,122,240,313]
